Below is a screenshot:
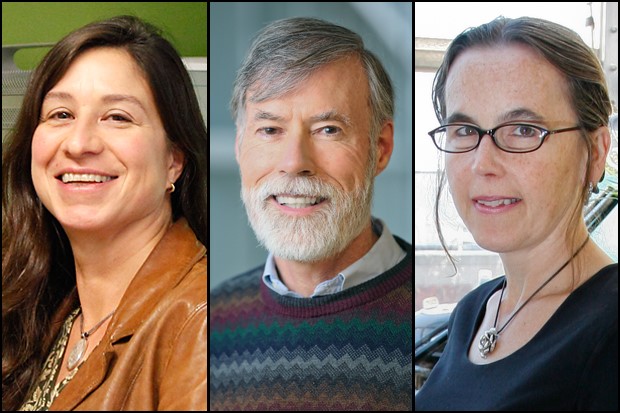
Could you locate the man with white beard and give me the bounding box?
[209,17,412,411]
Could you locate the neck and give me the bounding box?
[499,224,612,308]
[67,211,172,324]
[274,223,378,297]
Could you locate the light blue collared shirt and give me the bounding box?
[262,217,406,298]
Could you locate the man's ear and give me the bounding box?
[374,120,394,177]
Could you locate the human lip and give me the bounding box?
[272,194,327,209]
[55,169,119,184]
[472,196,522,212]
[474,196,521,207]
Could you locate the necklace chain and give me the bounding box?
[478,236,590,358]
[80,310,115,338]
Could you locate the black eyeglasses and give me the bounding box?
[428,123,581,154]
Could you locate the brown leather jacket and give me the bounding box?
[50,218,207,410]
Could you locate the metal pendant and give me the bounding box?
[478,327,498,359]
[67,337,88,371]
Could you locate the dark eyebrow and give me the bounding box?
[497,108,545,123]
[444,112,476,125]
[43,92,147,112]
[445,108,545,125]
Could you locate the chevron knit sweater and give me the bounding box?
[209,237,412,411]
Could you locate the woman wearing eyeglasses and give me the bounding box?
[416,16,617,411]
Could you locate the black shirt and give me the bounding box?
[415,264,618,411]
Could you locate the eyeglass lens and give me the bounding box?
[433,124,543,152]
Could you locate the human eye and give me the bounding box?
[103,111,133,124]
[256,126,283,137]
[314,125,342,137]
[109,114,130,122]
[44,110,74,122]
[446,124,477,138]
[507,124,540,138]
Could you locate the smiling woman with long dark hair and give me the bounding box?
[2,15,207,410]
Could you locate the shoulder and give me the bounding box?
[123,254,207,358]
[209,265,265,328]
[457,277,504,308]
[112,218,207,328]
[210,264,264,301]
[173,254,207,307]
[568,263,617,325]
[450,277,504,324]
[572,263,617,306]
[131,226,207,330]
[142,254,207,332]
[573,264,618,410]
[153,225,207,310]
[387,234,412,276]
[590,262,618,285]
[393,235,413,255]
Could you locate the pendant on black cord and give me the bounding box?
[478,328,498,359]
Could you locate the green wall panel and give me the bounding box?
[2,2,207,70]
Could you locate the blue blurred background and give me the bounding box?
[209,2,413,290]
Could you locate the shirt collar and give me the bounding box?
[262,217,406,298]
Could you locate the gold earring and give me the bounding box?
[169,183,175,193]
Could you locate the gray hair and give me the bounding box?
[231,17,394,143]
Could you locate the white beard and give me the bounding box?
[241,172,375,263]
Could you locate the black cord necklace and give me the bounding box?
[67,309,115,371]
[478,236,590,359]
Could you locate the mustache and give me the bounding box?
[254,176,338,201]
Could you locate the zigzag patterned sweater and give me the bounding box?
[209,237,412,411]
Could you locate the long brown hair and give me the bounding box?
[2,15,207,409]
[431,16,612,271]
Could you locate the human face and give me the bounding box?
[237,58,387,262]
[444,44,586,253]
[31,47,183,235]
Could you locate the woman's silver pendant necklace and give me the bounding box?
[478,237,589,359]
[67,335,88,371]
[478,327,499,358]
[67,310,115,371]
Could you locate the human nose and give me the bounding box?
[60,116,104,157]
[471,131,503,175]
[277,132,316,176]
